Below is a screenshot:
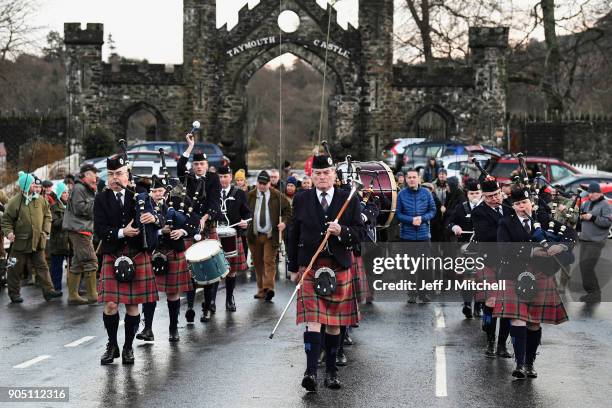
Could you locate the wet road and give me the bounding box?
[1,273,611,408]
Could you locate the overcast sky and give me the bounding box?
[35,0,359,64]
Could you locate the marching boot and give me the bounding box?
[210,281,219,313]
[473,302,483,318]
[324,333,342,389]
[136,302,156,341]
[510,325,528,379]
[496,318,513,358]
[525,328,542,378]
[482,308,497,358]
[225,275,237,312]
[85,271,99,304]
[123,314,140,364]
[168,299,181,342]
[201,285,213,321]
[67,273,88,305]
[336,326,348,366]
[101,313,120,365]
[302,332,321,392]
[200,302,211,323]
[462,302,473,319]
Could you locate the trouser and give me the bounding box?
[401,239,431,295]
[50,254,65,292]
[7,250,54,299]
[579,240,605,294]
[249,234,278,293]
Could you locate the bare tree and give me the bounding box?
[0,0,38,63]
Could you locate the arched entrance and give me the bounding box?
[409,105,457,141]
[119,102,169,141]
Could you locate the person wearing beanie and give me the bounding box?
[48,182,70,295]
[285,176,298,202]
[234,169,249,192]
[396,171,405,189]
[1,171,61,303]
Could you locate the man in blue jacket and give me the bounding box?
[395,168,437,303]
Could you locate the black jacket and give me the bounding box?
[94,189,162,255]
[288,188,365,271]
[177,155,222,221]
[446,201,475,242]
[220,186,251,236]
[156,196,200,253]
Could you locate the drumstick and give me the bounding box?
[226,218,252,228]
[270,186,357,339]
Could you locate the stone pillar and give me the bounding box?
[63,23,104,152]
[358,0,394,160]
[468,27,509,144]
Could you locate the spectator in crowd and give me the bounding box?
[395,168,436,303]
[285,176,299,203]
[578,182,612,303]
[62,164,99,305]
[63,174,76,191]
[423,157,441,183]
[301,176,312,190]
[433,169,449,212]
[396,172,405,189]
[0,189,9,285]
[270,169,285,192]
[49,182,70,295]
[422,182,445,243]
[234,169,249,192]
[443,176,465,222]
[2,171,61,303]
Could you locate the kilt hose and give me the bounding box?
[474,265,498,302]
[227,238,247,276]
[493,272,568,325]
[352,255,371,303]
[297,257,360,327]
[98,251,158,305]
[154,248,193,294]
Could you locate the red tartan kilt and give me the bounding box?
[154,249,193,294]
[493,273,568,325]
[296,258,360,326]
[98,252,159,305]
[352,255,371,303]
[228,238,247,274]
[474,265,498,302]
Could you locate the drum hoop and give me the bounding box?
[185,240,222,262]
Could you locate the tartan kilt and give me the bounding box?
[474,265,498,302]
[493,273,568,325]
[352,255,371,303]
[154,249,193,294]
[296,258,360,326]
[228,238,248,274]
[98,252,159,305]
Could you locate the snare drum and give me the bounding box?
[185,240,229,285]
[217,226,238,258]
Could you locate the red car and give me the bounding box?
[488,156,580,184]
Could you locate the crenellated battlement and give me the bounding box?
[64,23,104,46]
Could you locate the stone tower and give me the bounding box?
[358,0,394,158]
[63,23,104,146]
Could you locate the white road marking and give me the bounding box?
[435,346,447,397]
[64,336,96,348]
[434,305,446,328]
[13,355,51,369]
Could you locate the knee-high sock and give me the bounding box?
[211,281,219,304]
[225,276,236,302]
[510,325,527,366]
[482,306,497,341]
[304,331,321,376]
[526,328,542,365]
[498,318,511,346]
[103,312,119,346]
[186,288,195,309]
[167,299,181,332]
[338,326,347,354]
[142,302,156,329]
[324,333,341,375]
[124,314,140,349]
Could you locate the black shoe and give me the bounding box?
[185,308,195,324]
[43,290,62,301]
[485,341,496,358]
[336,350,348,366]
[169,330,180,342]
[344,333,353,346]
[10,296,24,304]
[210,303,216,314]
[318,350,326,367]
[418,293,431,303]
[525,364,537,378]
[579,293,601,303]
[473,305,482,318]
[122,347,135,365]
[462,305,473,319]
[512,364,527,379]
[200,309,211,323]
[264,289,275,302]
[100,342,120,365]
[226,296,236,312]
[496,344,512,358]
[324,373,342,389]
[254,292,265,299]
[301,373,318,392]
[136,327,154,342]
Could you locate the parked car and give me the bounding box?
[400,141,467,173]
[439,154,492,184]
[128,141,227,169]
[96,159,179,186]
[488,156,580,184]
[381,137,425,170]
[553,174,612,193]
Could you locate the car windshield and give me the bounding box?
[490,162,520,178]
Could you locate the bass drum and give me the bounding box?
[336,161,398,228]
